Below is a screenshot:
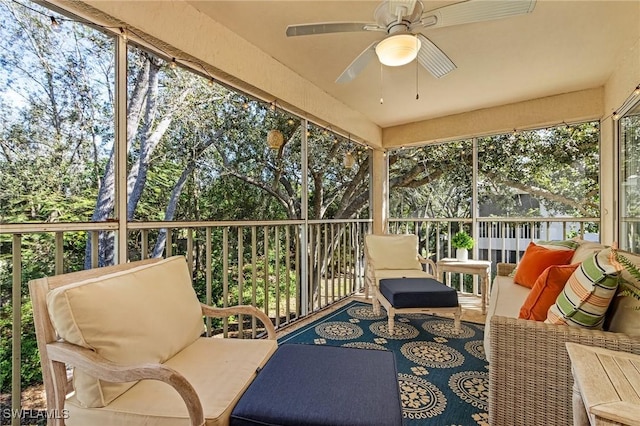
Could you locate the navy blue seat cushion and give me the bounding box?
[230,344,403,426]
[379,277,459,308]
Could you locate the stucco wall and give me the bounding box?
[601,36,640,245]
[382,88,604,148]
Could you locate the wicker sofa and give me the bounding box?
[486,242,640,426]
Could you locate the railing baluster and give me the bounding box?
[263,226,269,318]
[187,228,194,269]
[323,223,329,308]
[11,234,22,426]
[349,222,355,293]
[501,222,507,263]
[238,227,244,337]
[307,224,313,313]
[222,227,229,337]
[295,225,301,318]
[330,224,335,304]
[275,226,280,329]
[251,226,257,337]
[165,227,172,257]
[315,224,321,309]
[285,225,291,324]
[141,229,148,260]
[55,231,64,274]
[91,231,99,267]
[205,227,212,337]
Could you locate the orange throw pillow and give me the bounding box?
[513,242,575,288]
[519,263,580,320]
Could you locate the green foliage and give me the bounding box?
[389,124,600,221]
[451,231,474,249]
[0,300,41,393]
[614,251,640,305]
[389,140,472,218]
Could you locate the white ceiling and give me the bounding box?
[187,0,640,128]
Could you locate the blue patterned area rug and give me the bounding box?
[279,301,488,426]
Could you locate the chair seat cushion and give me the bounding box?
[379,277,458,308]
[64,338,278,426]
[230,344,403,426]
[373,269,433,286]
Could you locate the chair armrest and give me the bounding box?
[488,315,640,426]
[418,256,437,276]
[47,341,204,426]
[496,262,516,277]
[200,304,276,340]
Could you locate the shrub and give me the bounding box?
[451,231,474,250]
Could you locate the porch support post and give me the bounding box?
[300,120,309,316]
[115,33,128,264]
[371,149,388,235]
[600,116,616,245]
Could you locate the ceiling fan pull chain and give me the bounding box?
[380,63,384,104]
[415,42,420,100]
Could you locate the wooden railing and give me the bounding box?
[0,215,600,412]
[0,218,371,415]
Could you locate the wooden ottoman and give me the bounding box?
[377,277,461,334]
[230,344,403,426]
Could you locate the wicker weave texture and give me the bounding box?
[488,316,640,426]
[496,262,517,277]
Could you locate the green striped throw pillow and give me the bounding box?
[536,239,580,250]
[546,248,620,328]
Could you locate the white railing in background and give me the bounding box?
[389,216,600,294]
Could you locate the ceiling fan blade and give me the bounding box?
[416,34,456,78]
[422,0,536,29]
[286,22,376,37]
[336,42,377,84]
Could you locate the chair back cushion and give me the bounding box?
[365,234,422,271]
[46,256,204,408]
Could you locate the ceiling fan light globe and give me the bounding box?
[375,34,421,66]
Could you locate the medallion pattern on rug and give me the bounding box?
[280,301,489,425]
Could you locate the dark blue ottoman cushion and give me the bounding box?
[379,277,458,308]
[230,344,403,426]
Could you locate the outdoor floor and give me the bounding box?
[9,292,486,412]
[276,292,487,340]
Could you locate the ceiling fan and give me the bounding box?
[286,0,537,84]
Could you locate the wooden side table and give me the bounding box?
[436,258,491,314]
[566,342,640,426]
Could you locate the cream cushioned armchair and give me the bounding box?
[29,256,277,426]
[364,234,461,334]
[364,234,437,296]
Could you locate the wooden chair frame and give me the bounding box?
[29,258,276,426]
[364,235,461,335]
